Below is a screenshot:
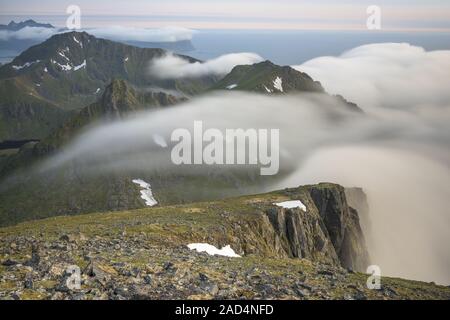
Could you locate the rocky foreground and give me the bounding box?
[0,183,449,300]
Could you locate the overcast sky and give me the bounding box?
[1,0,449,31]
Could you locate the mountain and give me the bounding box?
[0,19,54,31]
[212,60,361,112]
[212,60,324,93]
[0,31,216,140]
[0,80,267,226]
[0,79,185,182]
[33,79,183,153]
[0,183,448,300]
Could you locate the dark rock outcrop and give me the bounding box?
[264,183,370,272]
[265,206,339,265]
[307,184,370,271]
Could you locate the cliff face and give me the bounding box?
[308,184,370,271]
[262,183,370,272]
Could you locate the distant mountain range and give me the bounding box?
[0,19,54,31]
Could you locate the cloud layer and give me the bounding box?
[0,26,195,43]
[294,43,450,111]
[0,26,58,41]
[87,26,194,42]
[149,52,263,79]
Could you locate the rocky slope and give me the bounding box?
[0,183,448,300]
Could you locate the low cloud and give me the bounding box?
[87,26,194,42]
[293,43,450,111]
[0,26,58,41]
[0,25,195,43]
[149,52,263,79]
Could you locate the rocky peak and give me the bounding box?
[99,79,139,115]
[213,59,325,93]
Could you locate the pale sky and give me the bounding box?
[1,0,450,31]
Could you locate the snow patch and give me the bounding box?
[274,200,307,212]
[44,67,48,73]
[12,60,40,70]
[264,85,272,93]
[73,59,86,71]
[132,179,157,207]
[187,243,241,258]
[273,76,283,92]
[58,50,70,61]
[95,88,100,94]
[124,57,129,62]
[226,84,237,90]
[51,59,72,71]
[73,36,83,48]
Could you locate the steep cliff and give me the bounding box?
[306,183,370,271]
[263,183,369,271]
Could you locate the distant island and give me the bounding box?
[0,19,55,31]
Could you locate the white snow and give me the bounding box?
[152,134,168,148]
[226,84,237,90]
[187,243,241,258]
[12,60,40,70]
[73,36,83,48]
[44,67,48,73]
[273,76,283,92]
[51,59,72,71]
[132,179,158,207]
[73,59,86,71]
[51,58,86,72]
[264,85,272,93]
[124,57,129,62]
[274,200,307,212]
[58,50,70,61]
[35,83,41,87]
[95,88,101,94]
